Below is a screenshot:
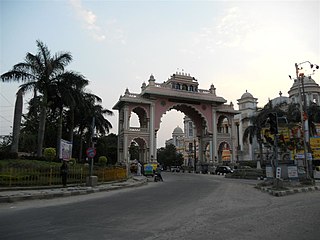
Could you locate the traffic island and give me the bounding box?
[256,179,320,197]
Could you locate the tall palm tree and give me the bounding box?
[48,71,89,158]
[73,93,113,161]
[1,40,74,157]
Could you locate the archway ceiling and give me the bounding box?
[132,137,146,147]
[170,104,208,135]
[133,107,146,118]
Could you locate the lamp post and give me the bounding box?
[294,61,319,180]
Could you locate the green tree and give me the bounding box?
[157,144,183,168]
[95,133,117,165]
[47,71,89,159]
[242,101,285,167]
[1,40,75,157]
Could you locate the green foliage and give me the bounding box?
[44,148,56,161]
[98,156,108,167]
[0,151,18,160]
[157,144,183,167]
[96,134,117,165]
[0,159,60,169]
[69,158,76,165]
[0,136,12,152]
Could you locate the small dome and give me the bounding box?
[241,90,253,99]
[173,126,183,135]
[291,76,317,88]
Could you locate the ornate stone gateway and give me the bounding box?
[113,72,239,165]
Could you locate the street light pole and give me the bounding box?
[294,61,319,180]
[295,63,309,179]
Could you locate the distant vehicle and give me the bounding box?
[215,166,233,175]
[144,163,158,176]
[171,166,181,172]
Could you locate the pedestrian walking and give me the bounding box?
[60,161,68,187]
[137,162,142,176]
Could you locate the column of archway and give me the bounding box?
[123,105,129,163]
[149,103,155,162]
[212,107,218,161]
[154,132,157,162]
[117,109,122,163]
[230,117,235,163]
[198,135,203,163]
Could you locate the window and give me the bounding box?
[188,122,193,137]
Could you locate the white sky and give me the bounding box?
[0,0,319,147]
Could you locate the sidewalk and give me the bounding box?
[0,176,148,203]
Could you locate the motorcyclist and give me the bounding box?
[154,164,163,182]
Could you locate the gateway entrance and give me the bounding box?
[113,72,239,165]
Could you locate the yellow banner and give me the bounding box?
[310,137,320,149]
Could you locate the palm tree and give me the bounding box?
[47,71,89,158]
[1,40,74,157]
[243,101,287,168]
[73,93,113,161]
[242,113,266,168]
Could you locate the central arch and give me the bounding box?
[158,103,209,136]
[113,72,239,166]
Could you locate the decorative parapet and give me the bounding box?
[129,127,148,132]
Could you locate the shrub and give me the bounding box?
[0,151,18,160]
[98,156,108,167]
[44,148,56,161]
[69,158,76,165]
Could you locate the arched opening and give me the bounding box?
[218,141,231,163]
[217,115,230,134]
[129,106,148,131]
[157,104,210,168]
[129,137,147,164]
[157,110,184,147]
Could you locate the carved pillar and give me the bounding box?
[149,103,155,161]
[123,105,129,163]
[212,107,217,159]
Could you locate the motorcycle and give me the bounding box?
[154,172,163,182]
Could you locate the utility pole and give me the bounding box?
[294,61,319,180]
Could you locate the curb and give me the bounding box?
[259,185,320,197]
[0,178,148,203]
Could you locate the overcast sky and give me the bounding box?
[0,0,319,147]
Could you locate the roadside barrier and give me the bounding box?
[0,166,127,187]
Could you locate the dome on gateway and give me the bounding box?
[173,126,184,134]
[240,90,253,99]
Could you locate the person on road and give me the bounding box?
[60,161,68,187]
[155,164,163,181]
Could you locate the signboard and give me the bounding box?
[60,139,72,160]
[266,166,273,179]
[310,137,320,160]
[86,147,96,158]
[287,166,298,179]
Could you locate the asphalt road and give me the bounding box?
[0,172,319,240]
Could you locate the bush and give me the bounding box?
[98,156,108,167]
[69,158,76,165]
[0,151,18,160]
[44,148,56,161]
